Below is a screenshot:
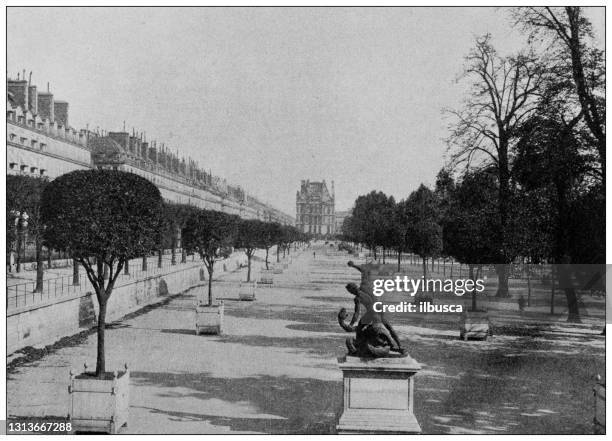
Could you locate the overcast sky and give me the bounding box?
[7,7,604,215]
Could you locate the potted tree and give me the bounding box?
[258,222,279,284]
[235,218,264,301]
[183,209,238,334]
[41,170,163,433]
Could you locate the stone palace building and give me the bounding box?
[295,179,335,238]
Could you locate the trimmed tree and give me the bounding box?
[443,169,500,311]
[392,199,412,272]
[163,203,199,264]
[235,218,265,282]
[7,175,49,291]
[405,185,443,283]
[261,222,282,270]
[41,170,163,377]
[352,191,395,260]
[182,209,238,305]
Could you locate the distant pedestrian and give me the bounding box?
[313,251,316,259]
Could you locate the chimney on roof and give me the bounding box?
[37,90,54,122]
[28,83,37,114]
[54,101,69,126]
[7,78,29,110]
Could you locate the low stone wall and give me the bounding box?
[7,263,201,355]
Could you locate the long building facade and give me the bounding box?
[7,75,293,225]
[295,179,335,238]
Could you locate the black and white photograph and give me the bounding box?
[4,3,607,435]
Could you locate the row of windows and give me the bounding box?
[8,133,48,151]
[8,162,47,176]
[296,205,333,214]
[300,215,334,224]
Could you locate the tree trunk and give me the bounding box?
[276,245,280,263]
[247,253,252,283]
[397,251,401,272]
[207,263,214,306]
[422,256,427,283]
[526,263,531,307]
[265,248,269,270]
[382,247,386,264]
[47,247,52,271]
[16,231,22,273]
[181,249,187,263]
[95,298,107,377]
[142,255,148,271]
[550,265,555,315]
[171,236,176,265]
[73,259,80,285]
[34,239,44,293]
[496,264,510,298]
[558,263,580,322]
[496,135,511,298]
[124,260,129,275]
[566,7,605,169]
[158,249,163,268]
[470,265,477,311]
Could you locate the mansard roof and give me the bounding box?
[297,180,333,203]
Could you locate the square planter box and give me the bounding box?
[459,310,490,340]
[69,364,129,434]
[273,265,283,274]
[258,270,274,285]
[239,282,257,301]
[195,302,224,335]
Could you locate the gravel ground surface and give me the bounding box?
[7,245,605,434]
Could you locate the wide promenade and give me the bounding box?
[7,244,604,434]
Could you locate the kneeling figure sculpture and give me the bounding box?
[338,262,406,358]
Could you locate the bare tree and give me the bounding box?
[446,34,546,297]
[512,7,605,174]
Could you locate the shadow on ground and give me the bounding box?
[131,371,341,434]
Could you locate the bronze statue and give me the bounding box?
[338,261,406,358]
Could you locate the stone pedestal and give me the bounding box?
[336,355,421,434]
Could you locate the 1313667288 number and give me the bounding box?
[7,420,72,434]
